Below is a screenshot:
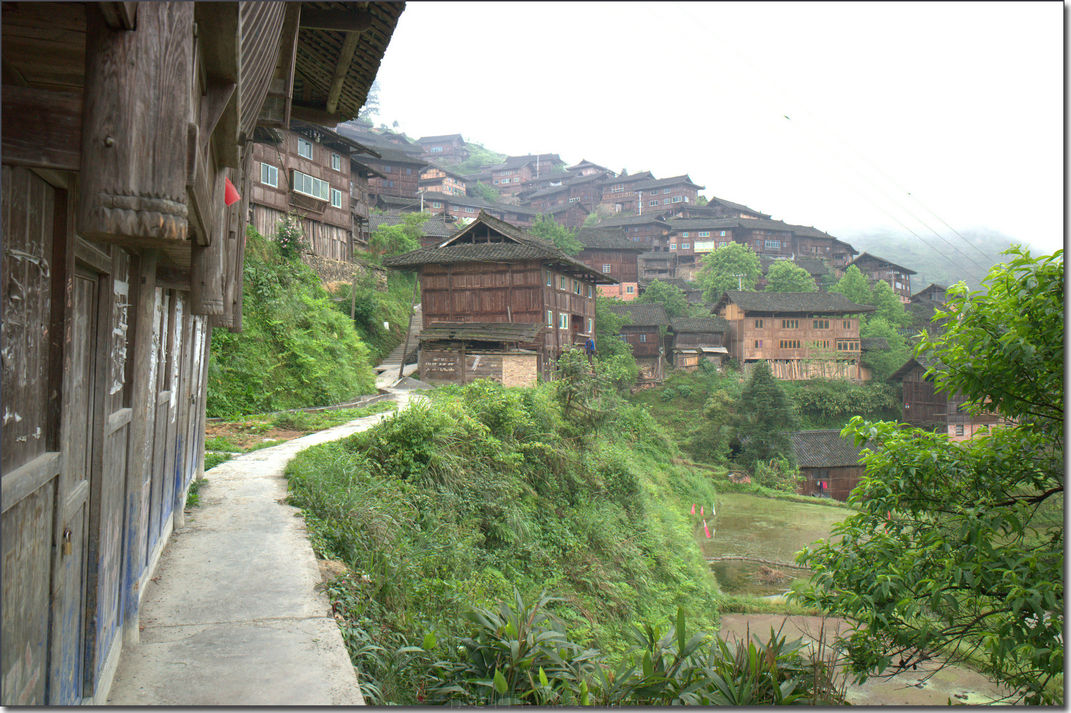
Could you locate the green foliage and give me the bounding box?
[593,297,639,386]
[763,260,818,293]
[635,279,689,318]
[751,456,800,491]
[286,379,725,704]
[204,435,242,452]
[866,278,911,327]
[859,317,911,382]
[918,246,1063,432]
[449,142,508,174]
[274,213,306,258]
[184,478,206,509]
[408,593,843,705]
[203,452,231,470]
[829,264,871,305]
[529,214,582,255]
[734,362,798,472]
[368,212,427,258]
[329,269,417,363]
[471,180,500,203]
[206,228,376,418]
[697,243,761,302]
[695,195,709,207]
[782,378,900,429]
[797,248,1065,705]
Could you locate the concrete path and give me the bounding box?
[107,383,425,705]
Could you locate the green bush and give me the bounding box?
[206,227,376,418]
[286,379,723,703]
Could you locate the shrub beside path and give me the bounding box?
[107,377,425,705]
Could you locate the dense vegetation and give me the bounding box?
[286,366,741,703]
[800,247,1064,704]
[207,227,376,418]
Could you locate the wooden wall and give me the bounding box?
[251,205,353,262]
[1,167,210,705]
[797,465,865,502]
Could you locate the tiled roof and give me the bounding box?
[419,322,543,343]
[716,290,876,315]
[911,283,947,302]
[850,252,917,275]
[384,212,616,284]
[608,302,671,327]
[670,317,729,333]
[602,171,655,187]
[790,430,868,469]
[889,355,940,381]
[576,228,645,250]
[629,175,704,191]
[792,258,831,276]
[493,154,564,171]
[370,213,454,239]
[417,134,464,144]
[707,196,770,218]
[597,214,669,228]
[420,163,469,181]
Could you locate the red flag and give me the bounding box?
[224,177,241,206]
[690,504,696,515]
[703,520,711,538]
[700,505,704,516]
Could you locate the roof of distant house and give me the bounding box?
[790,430,869,469]
[603,171,655,186]
[714,290,876,315]
[889,354,940,381]
[629,175,705,191]
[361,144,428,165]
[383,211,616,283]
[417,134,464,144]
[492,154,565,171]
[850,252,917,275]
[576,228,645,251]
[911,283,947,301]
[597,214,669,228]
[670,317,729,333]
[608,302,671,327]
[420,163,469,181]
[706,196,770,218]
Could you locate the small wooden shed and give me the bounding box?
[790,430,868,501]
[418,323,542,387]
[669,317,729,370]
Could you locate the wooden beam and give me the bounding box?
[298,7,372,32]
[98,2,137,30]
[281,3,301,128]
[2,85,83,172]
[289,102,341,126]
[199,81,236,152]
[325,31,361,115]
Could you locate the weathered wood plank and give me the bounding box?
[97,2,137,30]
[78,2,192,244]
[0,452,62,515]
[1,85,83,172]
[298,7,372,32]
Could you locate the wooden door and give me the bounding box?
[1,165,63,705]
[145,288,172,562]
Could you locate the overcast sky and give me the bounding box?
[372,2,1063,254]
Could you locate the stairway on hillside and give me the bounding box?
[375,303,422,375]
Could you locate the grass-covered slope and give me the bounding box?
[206,228,376,418]
[286,378,724,703]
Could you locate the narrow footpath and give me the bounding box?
[107,374,425,705]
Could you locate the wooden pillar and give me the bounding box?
[120,250,158,645]
[77,3,193,245]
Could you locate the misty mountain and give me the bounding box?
[840,228,1029,292]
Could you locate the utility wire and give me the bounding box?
[669,3,992,270]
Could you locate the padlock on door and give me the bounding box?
[62,527,72,556]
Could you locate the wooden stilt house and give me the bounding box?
[1,2,402,704]
[383,211,616,383]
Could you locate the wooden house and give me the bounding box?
[849,252,916,303]
[790,431,868,501]
[523,172,608,215]
[416,133,468,161]
[599,171,656,214]
[249,121,377,262]
[607,303,672,384]
[383,212,615,383]
[351,159,387,246]
[419,163,469,196]
[359,144,427,200]
[541,200,592,230]
[890,357,1008,440]
[489,154,566,198]
[669,317,729,370]
[594,213,670,250]
[632,175,705,216]
[638,250,679,283]
[566,159,614,177]
[713,291,876,380]
[575,228,644,300]
[0,1,400,705]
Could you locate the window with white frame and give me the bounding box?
[292,170,330,200]
[586,285,593,298]
[719,230,727,236]
[626,285,634,294]
[587,318,593,333]
[547,310,554,326]
[574,280,581,295]
[682,243,689,249]
[602,264,612,273]
[260,162,278,187]
[672,196,682,203]
[546,271,553,287]
[331,153,341,171]
[663,198,670,205]
[560,276,568,289]
[764,239,781,249]
[639,333,647,342]
[682,232,690,238]
[297,137,313,159]
[432,201,441,208]
[698,231,710,237]
[649,200,659,207]
[559,313,569,329]
[670,243,677,250]
[331,188,342,208]
[663,188,670,194]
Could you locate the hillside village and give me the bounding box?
[2,2,1059,708]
